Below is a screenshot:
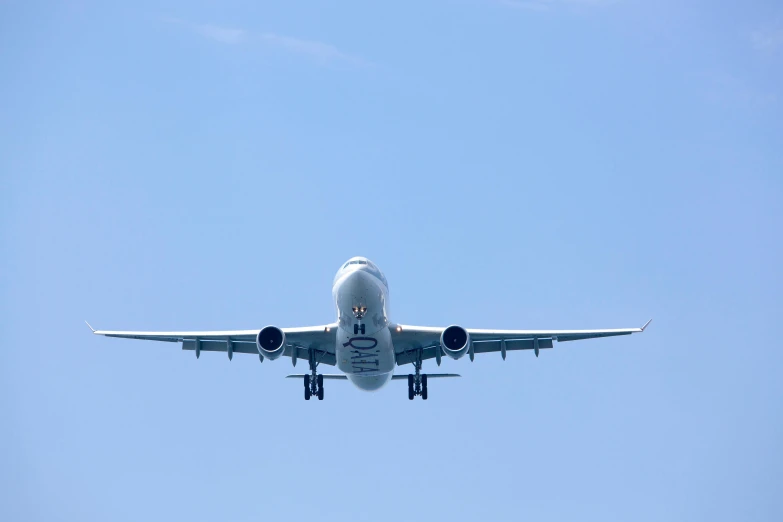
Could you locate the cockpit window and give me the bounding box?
[337,259,387,287]
[342,260,369,269]
[349,260,366,265]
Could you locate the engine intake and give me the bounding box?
[256,326,286,360]
[440,325,470,360]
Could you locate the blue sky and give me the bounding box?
[1,1,782,521]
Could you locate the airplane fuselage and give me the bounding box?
[332,257,396,391]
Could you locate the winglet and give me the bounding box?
[85,321,95,333]
[641,319,652,331]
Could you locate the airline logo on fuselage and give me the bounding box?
[343,336,380,373]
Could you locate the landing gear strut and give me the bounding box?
[303,350,324,400]
[407,351,428,400]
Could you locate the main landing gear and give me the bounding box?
[303,350,324,401]
[407,354,428,400]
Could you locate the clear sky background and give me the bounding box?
[2,1,782,521]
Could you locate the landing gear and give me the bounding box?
[304,350,325,401]
[317,374,324,400]
[407,351,429,400]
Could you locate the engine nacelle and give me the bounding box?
[256,326,286,360]
[440,325,470,360]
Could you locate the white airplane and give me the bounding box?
[89,256,650,400]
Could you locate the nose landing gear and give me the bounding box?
[407,353,428,400]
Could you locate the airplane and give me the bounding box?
[89,256,650,400]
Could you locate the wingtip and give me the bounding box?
[85,321,95,333]
[641,319,652,331]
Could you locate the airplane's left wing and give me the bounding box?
[89,323,339,365]
[393,320,650,365]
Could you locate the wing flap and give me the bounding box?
[182,340,258,354]
[472,338,554,353]
[555,330,637,342]
[396,346,440,366]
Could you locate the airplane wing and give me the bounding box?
[392,320,651,365]
[89,323,339,365]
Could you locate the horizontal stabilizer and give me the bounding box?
[286,374,348,380]
[391,373,460,379]
[286,373,461,380]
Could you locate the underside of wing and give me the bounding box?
[91,323,339,365]
[392,320,650,365]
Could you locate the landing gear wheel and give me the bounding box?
[304,387,311,400]
[408,350,426,401]
[316,374,324,400]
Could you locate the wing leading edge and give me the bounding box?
[393,320,651,365]
[90,323,339,366]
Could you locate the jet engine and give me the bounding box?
[256,326,286,360]
[440,325,470,360]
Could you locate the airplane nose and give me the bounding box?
[338,269,378,321]
[343,268,372,291]
[345,271,374,302]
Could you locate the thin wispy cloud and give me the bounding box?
[165,18,246,44]
[165,18,366,65]
[260,33,366,65]
[194,24,246,45]
[498,0,617,11]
